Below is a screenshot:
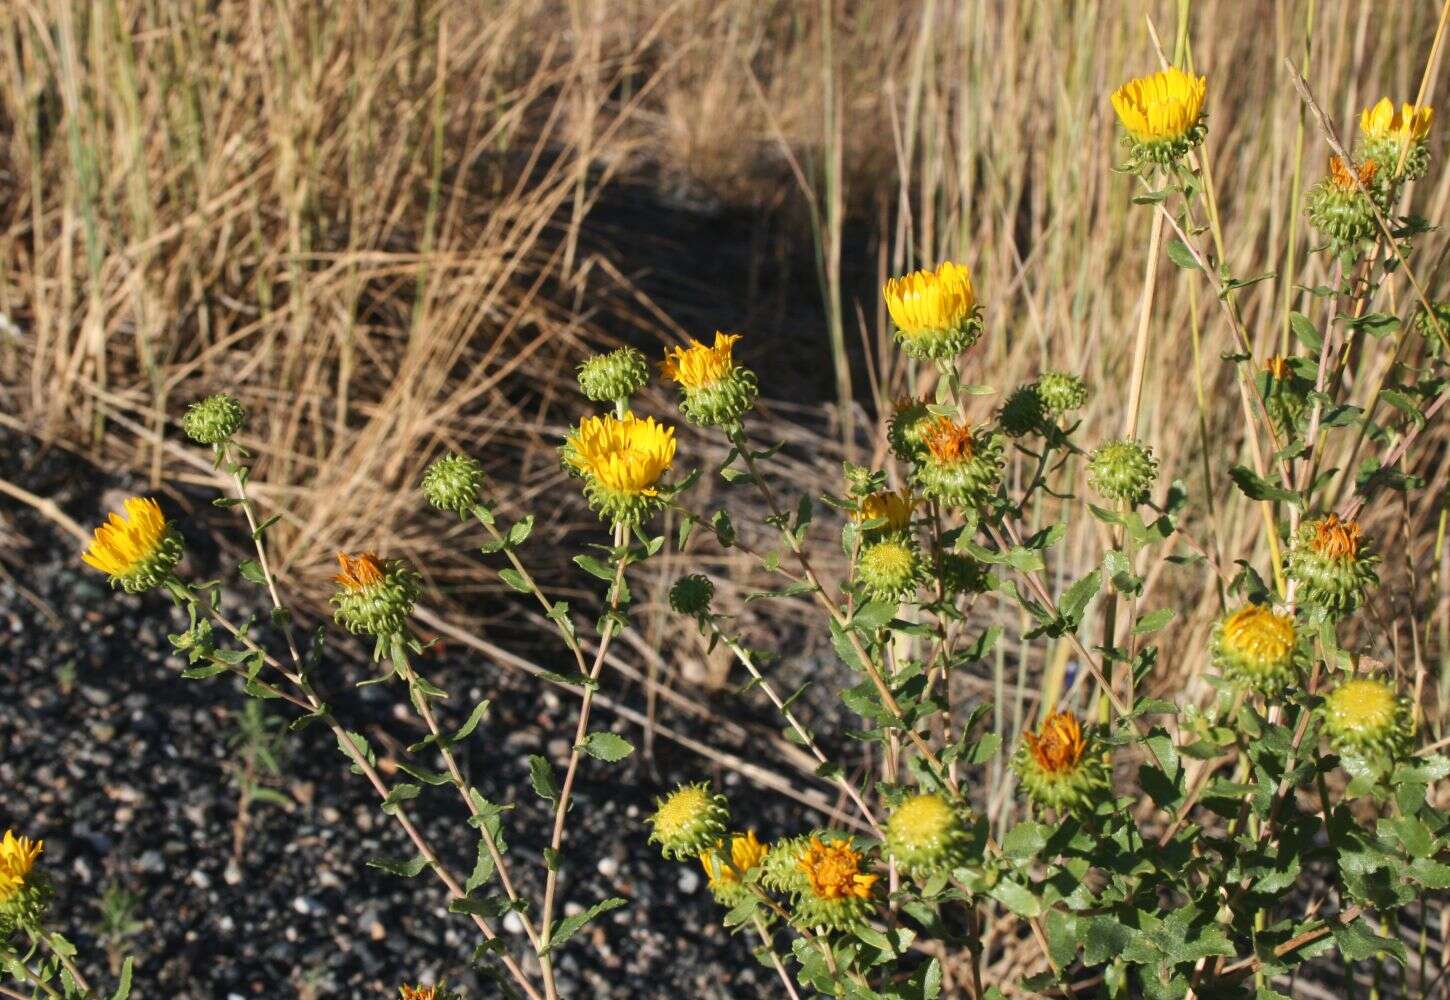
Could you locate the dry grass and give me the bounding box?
[4,0,1450,832]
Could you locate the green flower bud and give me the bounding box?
[1287,514,1379,617]
[181,392,246,446]
[577,347,650,404]
[1414,301,1450,353]
[938,551,989,597]
[883,793,970,878]
[759,834,813,898]
[1012,711,1111,816]
[856,538,922,603]
[1087,438,1158,505]
[421,454,487,516]
[330,553,421,638]
[888,396,935,463]
[669,574,715,616]
[913,418,1004,509]
[649,782,730,861]
[1210,604,1301,698]
[1306,156,1380,259]
[1323,676,1412,772]
[998,384,1046,438]
[1035,371,1090,417]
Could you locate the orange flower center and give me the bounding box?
[1328,155,1377,191]
[1025,711,1086,775]
[923,417,975,463]
[1264,355,1290,380]
[1310,514,1361,559]
[797,838,877,901]
[334,552,385,591]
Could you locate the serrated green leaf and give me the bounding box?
[528,755,558,800]
[367,853,429,877]
[540,897,628,955]
[577,731,634,762]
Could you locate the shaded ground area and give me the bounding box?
[0,427,802,998]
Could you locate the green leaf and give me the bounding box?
[498,568,532,593]
[1083,915,1134,965]
[239,559,267,585]
[110,958,134,1000]
[988,878,1041,917]
[367,853,429,877]
[1060,570,1101,625]
[850,600,898,631]
[1332,917,1406,963]
[1289,312,1322,351]
[1001,821,1051,859]
[465,838,497,894]
[1133,607,1176,635]
[577,731,634,762]
[454,699,491,744]
[507,515,535,547]
[540,897,628,955]
[528,755,558,800]
[1229,465,1299,504]
[380,782,421,816]
[573,555,616,581]
[1167,238,1199,270]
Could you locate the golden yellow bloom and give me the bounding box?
[1360,98,1434,144]
[1110,67,1207,144]
[661,333,741,391]
[1310,513,1362,559]
[1265,356,1291,380]
[1326,677,1398,735]
[1024,711,1087,776]
[566,412,676,495]
[854,489,915,531]
[700,831,767,889]
[333,552,385,591]
[1219,605,1295,666]
[797,837,877,901]
[0,830,42,904]
[82,497,169,579]
[399,987,438,1000]
[922,417,976,464]
[883,262,978,341]
[1327,155,1377,192]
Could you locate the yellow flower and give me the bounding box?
[661,333,742,391]
[399,987,438,1000]
[1024,711,1087,776]
[882,262,979,358]
[1219,605,1296,667]
[82,497,167,578]
[1325,678,1398,736]
[82,496,182,591]
[1265,355,1291,380]
[797,837,877,902]
[0,831,42,905]
[1360,98,1434,144]
[700,831,767,889]
[565,412,676,495]
[854,489,915,532]
[1110,67,1207,144]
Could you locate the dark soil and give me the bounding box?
[0,427,833,998]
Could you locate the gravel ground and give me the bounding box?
[0,429,822,998]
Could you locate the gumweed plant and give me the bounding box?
[16,43,1450,1000]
